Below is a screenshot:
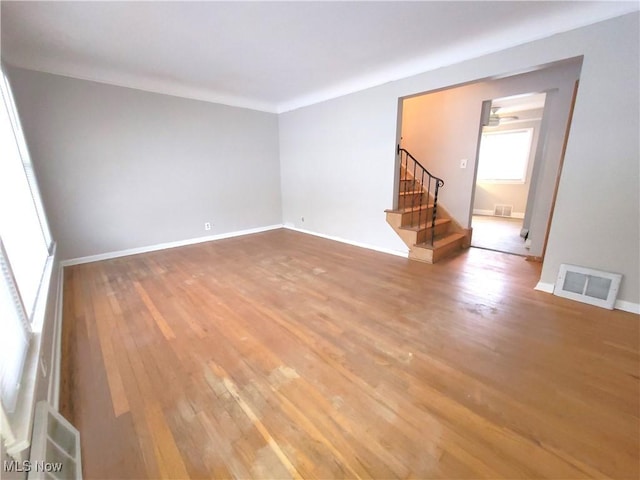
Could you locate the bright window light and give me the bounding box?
[477,128,533,183]
[0,81,49,317]
[0,66,53,414]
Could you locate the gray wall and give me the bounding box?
[542,14,639,303]
[7,68,282,261]
[280,13,639,305]
[5,13,639,306]
[279,88,407,252]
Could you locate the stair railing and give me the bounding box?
[397,145,444,246]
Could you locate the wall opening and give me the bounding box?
[396,56,583,261]
[471,92,546,257]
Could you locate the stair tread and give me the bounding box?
[399,218,450,232]
[401,203,434,211]
[398,190,423,196]
[384,204,435,214]
[413,232,465,250]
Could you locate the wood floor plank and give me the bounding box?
[90,280,130,417]
[211,362,303,480]
[134,281,177,340]
[144,401,191,479]
[60,229,640,479]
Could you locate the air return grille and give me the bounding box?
[554,264,622,310]
[493,204,513,217]
[28,401,82,479]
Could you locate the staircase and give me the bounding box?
[385,146,470,263]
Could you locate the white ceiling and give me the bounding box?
[1,1,637,113]
[492,92,547,114]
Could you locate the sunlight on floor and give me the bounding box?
[471,215,529,256]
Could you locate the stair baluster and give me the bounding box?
[397,145,444,246]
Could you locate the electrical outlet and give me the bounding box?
[204,222,211,231]
[301,217,305,222]
[460,159,468,169]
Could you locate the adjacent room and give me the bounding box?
[471,92,547,256]
[1,2,639,479]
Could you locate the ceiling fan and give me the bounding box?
[487,107,519,126]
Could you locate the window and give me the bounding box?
[476,128,533,183]
[0,65,53,414]
[0,243,31,413]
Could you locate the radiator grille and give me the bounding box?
[554,264,622,310]
[28,401,82,479]
[493,204,513,217]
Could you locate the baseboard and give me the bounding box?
[614,299,640,315]
[535,281,639,314]
[284,225,409,258]
[60,224,284,266]
[473,209,525,219]
[473,209,494,217]
[534,281,555,293]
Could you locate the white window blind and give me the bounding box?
[1,71,52,249]
[0,241,31,413]
[0,65,53,414]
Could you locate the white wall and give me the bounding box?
[7,68,282,261]
[279,12,639,305]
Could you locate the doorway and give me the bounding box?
[471,92,546,256]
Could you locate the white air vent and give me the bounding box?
[493,204,513,217]
[554,264,622,310]
[28,401,82,479]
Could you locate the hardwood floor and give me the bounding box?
[60,229,639,479]
[471,215,528,256]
